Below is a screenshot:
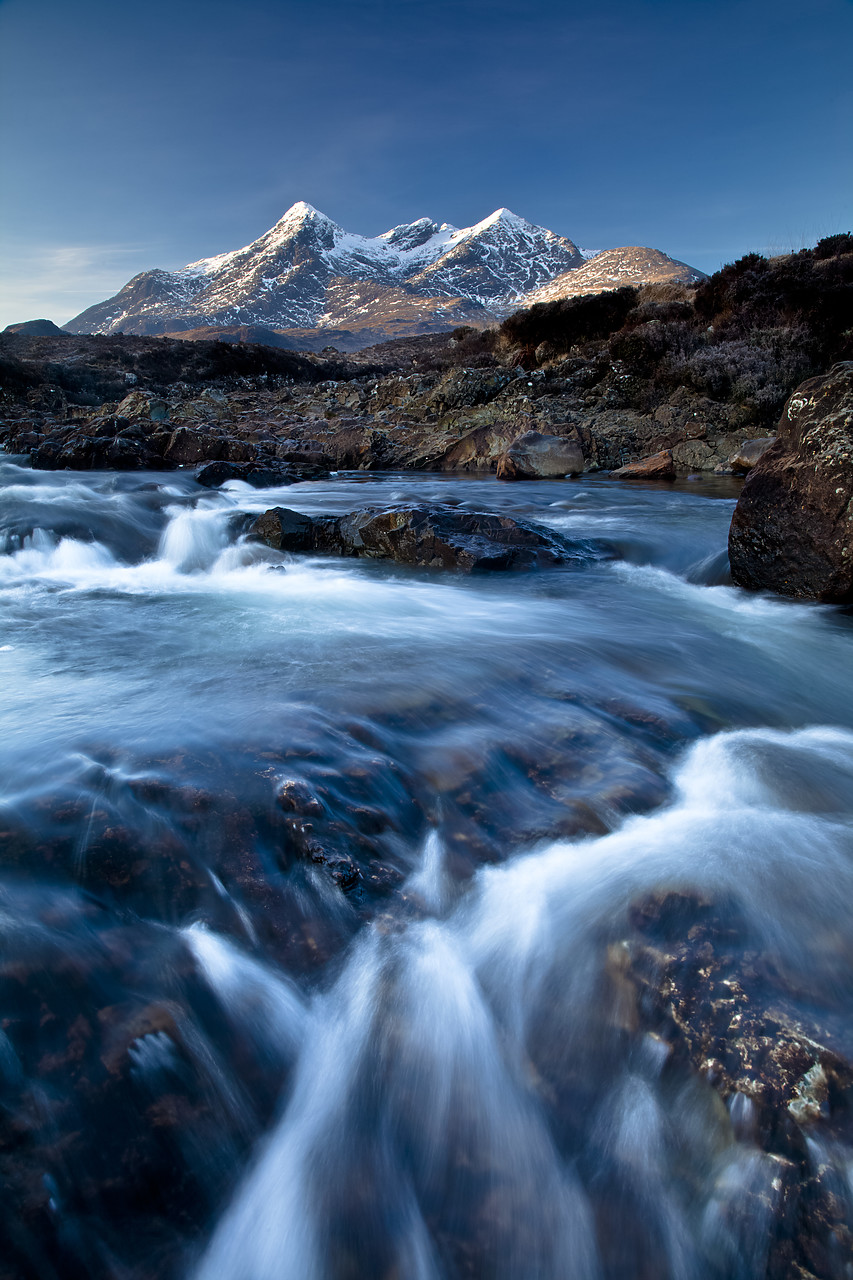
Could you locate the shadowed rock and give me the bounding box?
[247,504,581,571]
[729,363,853,601]
[195,460,300,488]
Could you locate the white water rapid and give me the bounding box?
[0,458,851,1279]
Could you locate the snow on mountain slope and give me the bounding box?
[405,208,583,313]
[65,204,702,343]
[523,246,705,305]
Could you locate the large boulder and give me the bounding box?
[729,364,853,601]
[274,439,335,472]
[496,430,584,481]
[30,430,162,471]
[427,368,512,413]
[248,505,577,572]
[116,391,168,422]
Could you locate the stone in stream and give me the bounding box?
[247,504,575,571]
[495,429,584,480]
[611,449,676,480]
[729,363,853,602]
[615,888,853,1278]
[726,435,777,473]
[195,459,299,488]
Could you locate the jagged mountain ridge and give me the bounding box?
[66,203,703,346]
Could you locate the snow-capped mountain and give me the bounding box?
[65,203,701,346]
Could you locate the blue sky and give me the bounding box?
[1,0,851,326]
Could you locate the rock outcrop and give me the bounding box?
[247,505,584,572]
[496,430,584,480]
[729,364,853,601]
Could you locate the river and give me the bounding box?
[1,457,852,1279]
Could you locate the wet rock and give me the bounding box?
[30,431,161,471]
[274,439,335,472]
[248,504,572,571]
[496,430,584,480]
[220,438,256,463]
[727,435,777,473]
[729,364,853,601]
[617,888,853,1275]
[611,449,676,480]
[194,460,297,488]
[247,507,315,550]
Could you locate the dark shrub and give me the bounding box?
[500,287,638,356]
[813,233,853,260]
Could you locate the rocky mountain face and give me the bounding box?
[64,203,699,349]
[524,247,705,305]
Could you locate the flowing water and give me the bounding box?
[1,456,852,1279]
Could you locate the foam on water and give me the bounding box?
[197,727,853,1279]
[2,463,853,1277]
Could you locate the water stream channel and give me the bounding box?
[1,458,852,1279]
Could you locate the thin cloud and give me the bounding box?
[0,241,163,328]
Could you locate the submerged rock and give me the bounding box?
[496,429,584,480]
[618,888,853,1277]
[248,504,575,571]
[729,363,853,601]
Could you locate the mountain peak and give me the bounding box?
[272,201,338,230]
[473,207,527,232]
[64,204,704,346]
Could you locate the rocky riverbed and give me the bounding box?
[0,327,765,482]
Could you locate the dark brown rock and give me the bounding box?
[274,439,335,471]
[611,449,676,480]
[163,428,223,465]
[247,507,315,550]
[30,431,161,471]
[729,364,853,601]
[248,504,575,571]
[195,460,297,488]
[496,430,584,480]
[617,888,853,1278]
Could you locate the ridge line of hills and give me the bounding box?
[60,202,705,352]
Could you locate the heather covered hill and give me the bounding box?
[498,235,853,431]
